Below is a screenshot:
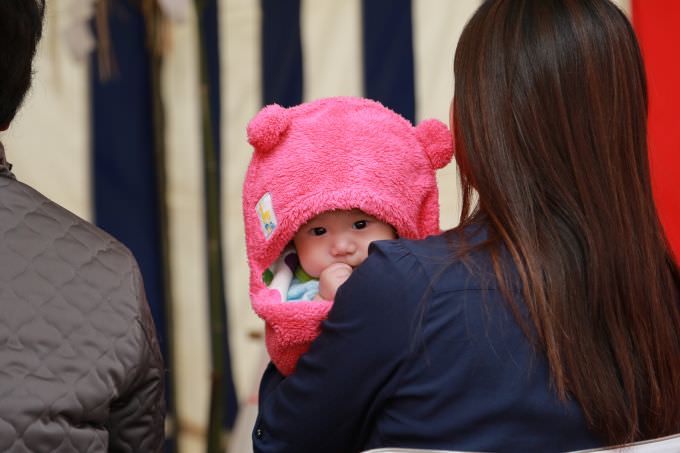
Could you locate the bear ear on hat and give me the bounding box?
[415,119,454,170]
[247,104,290,153]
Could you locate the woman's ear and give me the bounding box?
[449,98,455,133]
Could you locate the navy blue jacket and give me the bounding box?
[254,226,602,453]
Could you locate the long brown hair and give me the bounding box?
[453,0,680,444]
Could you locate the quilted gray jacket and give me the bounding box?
[0,144,165,452]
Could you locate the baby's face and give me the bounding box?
[293,209,396,278]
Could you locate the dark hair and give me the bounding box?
[0,0,45,127]
[453,0,680,444]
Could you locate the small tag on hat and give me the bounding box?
[256,192,277,240]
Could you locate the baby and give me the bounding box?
[243,96,454,375]
[296,209,396,300]
[266,209,396,303]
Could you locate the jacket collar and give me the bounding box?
[0,141,15,179]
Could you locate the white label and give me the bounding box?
[256,193,278,240]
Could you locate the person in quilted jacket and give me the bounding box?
[0,1,165,451]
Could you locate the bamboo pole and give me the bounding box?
[194,0,230,450]
[142,1,179,449]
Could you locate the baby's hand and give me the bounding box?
[317,263,353,300]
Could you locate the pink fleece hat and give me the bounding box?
[243,96,453,374]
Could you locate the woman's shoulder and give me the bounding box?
[367,223,498,294]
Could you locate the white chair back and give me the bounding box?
[362,449,473,453]
[573,433,680,452]
[360,434,680,453]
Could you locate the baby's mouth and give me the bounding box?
[333,259,359,268]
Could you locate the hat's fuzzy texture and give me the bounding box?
[243,96,454,375]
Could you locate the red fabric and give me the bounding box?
[633,1,680,260]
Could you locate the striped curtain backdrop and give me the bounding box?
[225,3,479,449]
[10,1,680,452]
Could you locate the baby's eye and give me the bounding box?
[353,220,368,230]
[311,227,327,236]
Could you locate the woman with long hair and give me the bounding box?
[252,1,680,452]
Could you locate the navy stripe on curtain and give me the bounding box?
[362,0,416,123]
[261,0,303,107]
[90,2,167,352]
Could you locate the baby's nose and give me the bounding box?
[331,237,357,256]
